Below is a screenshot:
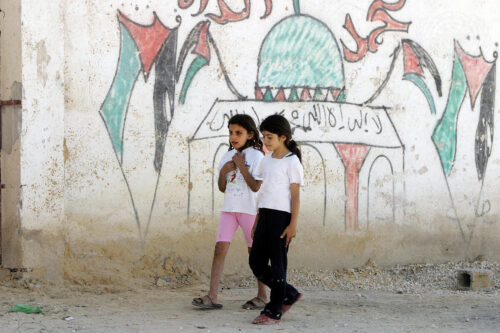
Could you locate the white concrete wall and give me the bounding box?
[5,0,500,280]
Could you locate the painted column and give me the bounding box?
[336,143,370,230]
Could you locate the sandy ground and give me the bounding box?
[0,275,499,332]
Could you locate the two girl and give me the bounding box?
[193,114,303,325]
[192,114,268,310]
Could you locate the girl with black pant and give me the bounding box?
[249,115,304,325]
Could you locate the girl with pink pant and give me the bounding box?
[192,114,267,310]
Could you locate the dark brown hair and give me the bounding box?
[259,114,301,162]
[228,114,263,152]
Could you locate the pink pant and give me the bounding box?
[216,212,257,247]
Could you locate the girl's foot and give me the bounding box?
[242,297,266,310]
[192,295,223,309]
[252,313,281,325]
[282,293,303,315]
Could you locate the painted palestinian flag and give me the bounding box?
[402,39,442,115]
[432,40,496,179]
[100,11,178,174]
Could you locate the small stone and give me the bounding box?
[156,278,168,287]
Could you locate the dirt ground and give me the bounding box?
[0,261,499,332]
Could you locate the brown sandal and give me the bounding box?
[242,297,266,310]
[192,295,223,309]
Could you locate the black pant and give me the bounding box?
[249,208,300,319]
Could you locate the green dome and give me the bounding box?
[257,15,344,89]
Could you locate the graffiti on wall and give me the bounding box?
[178,0,273,24]
[341,0,410,63]
[100,0,497,244]
[100,3,276,241]
[99,11,179,241]
[188,101,405,231]
[342,0,498,244]
[432,41,497,243]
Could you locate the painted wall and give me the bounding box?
[5,0,500,281]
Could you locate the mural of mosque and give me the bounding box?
[187,7,405,230]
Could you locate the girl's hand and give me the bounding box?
[280,225,296,246]
[221,161,237,175]
[251,224,257,239]
[232,151,246,170]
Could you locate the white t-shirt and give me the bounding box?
[218,147,264,215]
[254,153,304,213]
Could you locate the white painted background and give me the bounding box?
[6,0,500,276]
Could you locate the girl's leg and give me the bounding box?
[262,210,299,318]
[238,213,268,302]
[208,241,231,303]
[249,211,271,287]
[208,212,239,303]
[247,247,268,302]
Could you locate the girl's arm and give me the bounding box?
[232,151,262,192]
[281,183,300,246]
[218,161,236,193]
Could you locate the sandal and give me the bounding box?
[252,313,281,325]
[282,293,303,315]
[242,297,266,310]
[192,295,223,309]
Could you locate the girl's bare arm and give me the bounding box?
[218,162,236,193]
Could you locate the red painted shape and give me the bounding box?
[194,21,211,61]
[255,87,263,100]
[178,0,195,8]
[300,88,312,101]
[367,9,410,53]
[342,14,369,62]
[342,0,409,62]
[275,89,286,101]
[262,0,273,19]
[367,0,406,21]
[331,88,341,101]
[118,11,172,77]
[403,41,424,75]
[206,0,251,24]
[336,144,370,231]
[193,0,210,16]
[455,41,495,108]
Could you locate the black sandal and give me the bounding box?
[192,295,223,309]
[242,297,266,310]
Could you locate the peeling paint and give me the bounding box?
[36,40,51,88]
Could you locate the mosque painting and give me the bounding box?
[187,2,405,230]
[100,0,496,243]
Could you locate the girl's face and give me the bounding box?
[229,124,253,150]
[261,130,286,152]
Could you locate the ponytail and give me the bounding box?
[249,136,264,153]
[260,114,301,161]
[286,139,302,163]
